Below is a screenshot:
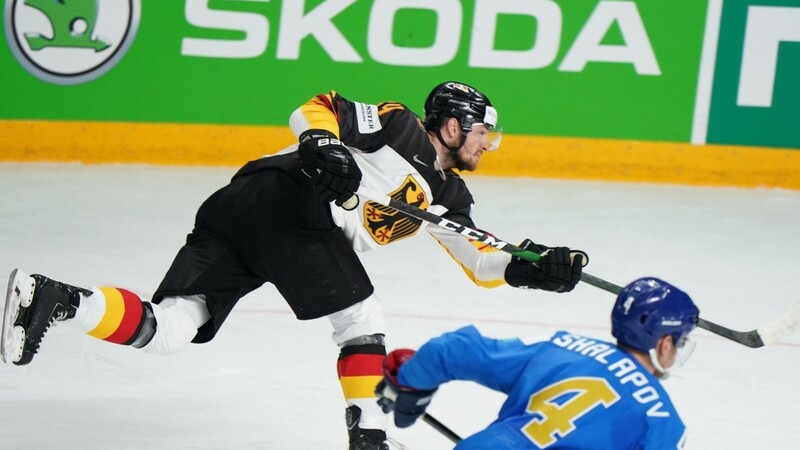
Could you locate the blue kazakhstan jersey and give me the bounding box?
[398,326,687,450]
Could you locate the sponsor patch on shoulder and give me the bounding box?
[354,102,382,134]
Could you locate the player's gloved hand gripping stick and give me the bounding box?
[354,186,800,349]
[375,349,463,444]
[375,349,436,428]
[298,129,362,210]
[504,239,586,293]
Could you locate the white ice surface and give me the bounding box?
[1,163,799,449]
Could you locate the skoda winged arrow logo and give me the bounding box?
[5,0,141,85]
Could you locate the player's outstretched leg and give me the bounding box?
[329,298,389,450]
[1,269,90,365]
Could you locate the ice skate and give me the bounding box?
[346,405,389,450]
[1,269,89,365]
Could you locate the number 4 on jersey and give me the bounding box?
[522,377,620,447]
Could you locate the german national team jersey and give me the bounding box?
[244,91,512,287]
[398,326,687,449]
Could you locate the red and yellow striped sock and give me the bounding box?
[337,342,386,428]
[83,287,152,346]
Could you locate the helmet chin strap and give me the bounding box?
[648,348,671,379]
[435,129,467,170]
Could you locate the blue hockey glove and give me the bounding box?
[504,239,587,292]
[298,129,362,210]
[375,349,437,428]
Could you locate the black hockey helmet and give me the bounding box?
[423,81,498,135]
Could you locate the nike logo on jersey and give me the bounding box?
[412,154,428,167]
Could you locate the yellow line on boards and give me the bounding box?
[1,120,799,190]
[0,120,296,166]
[478,135,800,190]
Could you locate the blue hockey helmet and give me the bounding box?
[611,277,699,354]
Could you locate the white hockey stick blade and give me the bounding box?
[756,301,800,346]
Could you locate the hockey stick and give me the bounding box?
[422,413,462,444]
[355,187,800,348]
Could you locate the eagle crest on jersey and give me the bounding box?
[363,176,428,245]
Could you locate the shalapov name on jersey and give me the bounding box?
[552,333,671,418]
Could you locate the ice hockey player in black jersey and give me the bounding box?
[2,81,586,450]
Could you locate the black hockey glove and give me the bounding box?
[504,239,586,293]
[298,129,362,210]
[375,349,436,428]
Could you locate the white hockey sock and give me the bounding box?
[350,398,389,430]
[142,295,211,355]
[68,289,210,352]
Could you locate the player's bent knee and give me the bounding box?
[142,295,210,355]
[327,295,386,346]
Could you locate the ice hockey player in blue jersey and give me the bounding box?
[375,277,700,449]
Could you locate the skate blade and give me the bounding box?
[1,327,25,364]
[1,269,33,364]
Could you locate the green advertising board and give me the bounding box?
[1,0,798,151]
[706,0,800,149]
